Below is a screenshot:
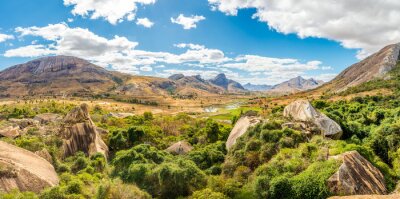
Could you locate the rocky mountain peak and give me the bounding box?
[329,43,400,92]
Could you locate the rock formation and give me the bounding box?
[166,141,193,155]
[34,113,62,125]
[328,151,387,196]
[0,141,59,193]
[283,100,342,139]
[9,118,39,129]
[226,116,261,150]
[60,104,108,159]
[0,126,20,138]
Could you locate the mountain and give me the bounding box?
[268,76,324,94]
[168,74,225,95]
[243,83,273,91]
[209,73,245,92]
[326,43,400,92]
[0,56,129,97]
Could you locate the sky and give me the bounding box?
[1,0,400,85]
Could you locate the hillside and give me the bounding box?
[0,56,129,97]
[320,43,400,93]
[0,56,248,99]
[268,76,324,94]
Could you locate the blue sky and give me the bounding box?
[0,0,399,84]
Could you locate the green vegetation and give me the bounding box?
[2,88,400,198]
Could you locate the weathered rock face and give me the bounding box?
[34,113,62,125]
[0,126,20,138]
[35,149,53,164]
[60,104,108,159]
[226,116,261,150]
[328,151,387,196]
[0,141,59,193]
[9,118,39,129]
[166,141,193,155]
[283,100,342,139]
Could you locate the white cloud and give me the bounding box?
[171,14,205,30]
[5,23,331,83]
[208,0,400,59]
[140,66,153,71]
[0,33,14,43]
[63,0,156,25]
[136,18,154,28]
[67,18,74,23]
[222,55,323,72]
[4,45,55,57]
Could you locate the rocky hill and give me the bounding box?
[323,43,400,93]
[0,56,129,97]
[268,76,324,94]
[209,73,245,92]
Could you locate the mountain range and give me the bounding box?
[2,42,400,98]
[243,76,324,93]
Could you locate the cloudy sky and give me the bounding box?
[1,0,399,85]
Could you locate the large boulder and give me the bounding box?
[166,141,193,155]
[60,104,108,159]
[328,151,387,196]
[0,125,20,138]
[226,116,261,150]
[283,100,342,139]
[0,141,59,193]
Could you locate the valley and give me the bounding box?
[1,44,400,199]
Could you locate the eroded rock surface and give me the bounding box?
[328,151,387,196]
[283,100,342,139]
[166,141,193,155]
[34,113,62,125]
[60,104,108,159]
[0,141,59,193]
[226,116,261,150]
[0,126,20,138]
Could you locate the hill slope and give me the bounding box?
[268,76,324,94]
[324,43,400,93]
[0,56,128,97]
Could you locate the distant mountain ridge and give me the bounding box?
[269,76,324,93]
[242,76,324,93]
[168,73,246,94]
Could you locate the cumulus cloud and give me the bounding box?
[0,33,14,43]
[171,14,205,29]
[136,18,154,28]
[208,0,400,59]
[5,23,331,82]
[63,0,156,25]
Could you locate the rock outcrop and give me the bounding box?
[226,116,261,150]
[9,118,39,129]
[166,141,193,155]
[283,100,342,139]
[34,113,62,124]
[328,151,387,196]
[0,126,20,138]
[0,141,59,193]
[60,104,108,159]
